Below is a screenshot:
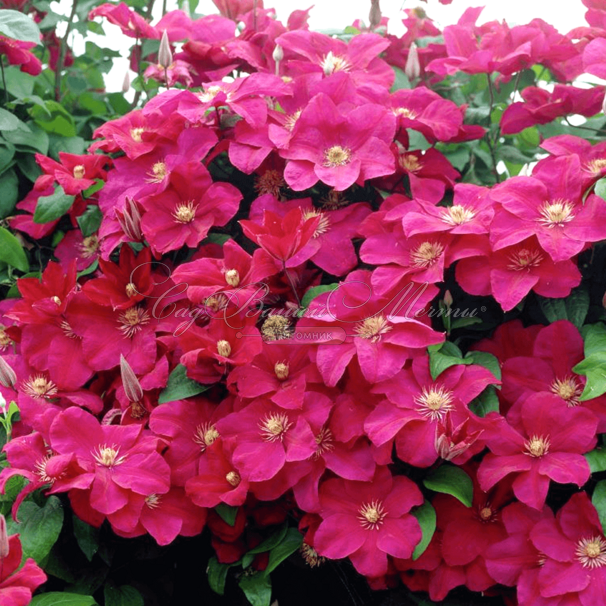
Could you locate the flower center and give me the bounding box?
[199,85,222,102]
[410,241,444,268]
[261,316,292,341]
[576,536,606,568]
[92,444,127,468]
[72,165,85,179]
[22,374,58,399]
[551,376,583,406]
[524,434,550,457]
[586,158,606,174]
[358,500,387,530]
[479,506,494,522]
[301,208,331,237]
[323,146,351,168]
[415,386,454,421]
[442,204,476,226]
[285,109,302,132]
[117,306,150,338]
[313,426,334,458]
[34,455,61,484]
[125,282,138,298]
[320,52,351,75]
[145,494,161,509]
[538,199,575,228]
[255,169,285,196]
[79,235,99,258]
[172,201,196,224]
[394,107,418,119]
[300,543,326,568]
[60,320,79,339]
[399,154,422,173]
[259,412,292,442]
[507,248,544,271]
[0,326,12,350]
[130,127,145,142]
[353,315,392,343]
[193,423,220,451]
[226,471,241,487]
[146,161,168,183]
[320,189,348,209]
[216,339,232,358]
[224,269,240,287]
[274,361,289,380]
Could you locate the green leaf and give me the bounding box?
[0,168,19,218]
[596,178,606,201]
[264,528,303,575]
[33,186,75,223]
[427,341,472,380]
[238,573,272,606]
[158,364,209,404]
[464,351,501,381]
[29,593,98,606]
[593,480,606,535]
[77,205,103,237]
[7,496,64,563]
[0,107,26,132]
[2,66,35,98]
[30,101,77,137]
[207,556,231,596]
[300,284,338,309]
[585,447,606,473]
[390,66,411,92]
[411,501,436,560]
[73,515,99,562]
[4,122,49,154]
[16,152,42,182]
[48,135,87,158]
[469,385,500,417]
[215,503,238,527]
[0,10,41,43]
[581,323,606,357]
[247,524,288,555]
[423,464,473,507]
[573,353,606,401]
[104,584,144,606]
[537,287,589,330]
[0,226,29,272]
[0,141,16,174]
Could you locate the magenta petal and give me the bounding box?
[376,517,421,559]
[314,513,366,559]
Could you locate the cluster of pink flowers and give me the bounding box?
[3,0,606,603]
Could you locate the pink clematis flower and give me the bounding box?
[0,534,47,605]
[312,466,423,578]
[478,394,597,509]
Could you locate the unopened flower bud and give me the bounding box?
[405,42,421,81]
[0,394,6,415]
[0,515,9,559]
[369,0,381,29]
[443,290,453,308]
[0,357,17,389]
[122,71,130,93]
[602,92,606,116]
[117,197,143,242]
[518,163,532,177]
[158,30,173,69]
[120,354,143,403]
[272,44,284,63]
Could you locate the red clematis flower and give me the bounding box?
[0,534,47,605]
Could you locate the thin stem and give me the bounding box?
[54,0,79,102]
[485,73,500,184]
[0,57,8,106]
[282,262,301,306]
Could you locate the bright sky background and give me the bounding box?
[51,0,591,92]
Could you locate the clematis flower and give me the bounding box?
[0,534,47,605]
[35,152,109,195]
[279,94,395,191]
[312,466,423,578]
[89,2,159,39]
[0,36,42,75]
[477,394,597,509]
[49,407,171,517]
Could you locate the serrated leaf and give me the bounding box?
[6,496,64,563]
[215,503,238,526]
[411,501,436,560]
[0,226,29,272]
[158,364,209,404]
[423,465,473,507]
[239,573,272,606]
[264,528,303,576]
[29,593,98,606]
[0,9,41,43]
[33,186,74,223]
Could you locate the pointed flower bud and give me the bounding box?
[272,44,284,63]
[405,42,421,81]
[158,29,173,69]
[0,357,17,389]
[122,71,131,93]
[443,290,453,308]
[369,0,381,29]
[435,415,483,462]
[602,92,606,116]
[120,354,143,403]
[0,515,9,559]
[116,197,143,242]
